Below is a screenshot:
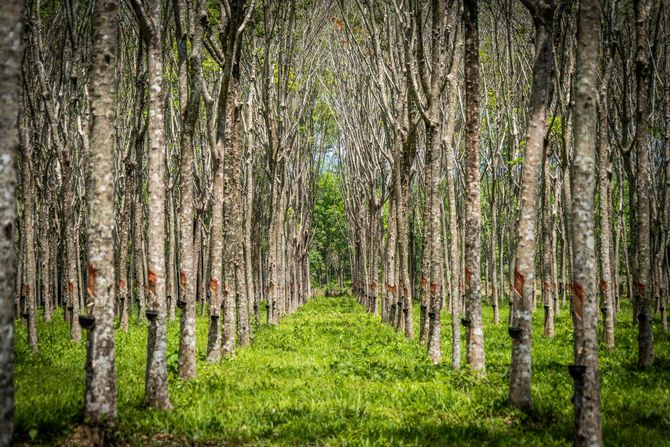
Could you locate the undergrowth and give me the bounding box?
[13,295,670,446]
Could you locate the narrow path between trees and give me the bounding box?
[14,296,668,446]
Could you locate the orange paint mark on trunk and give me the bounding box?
[148,269,157,298]
[180,271,187,288]
[421,275,427,289]
[87,263,97,299]
[210,278,219,293]
[572,281,585,321]
[465,268,473,288]
[430,282,438,295]
[513,269,524,299]
[118,279,126,290]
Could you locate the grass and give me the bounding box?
[13,294,670,446]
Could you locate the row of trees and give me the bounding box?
[333,0,667,445]
[0,0,332,442]
[0,0,668,445]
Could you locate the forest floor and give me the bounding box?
[13,294,670,446]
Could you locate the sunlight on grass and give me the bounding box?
[13,296,670,446]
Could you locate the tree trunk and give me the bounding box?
[463,0,485,373]
[84,0,119,424]
[38,199,52,322]
[0,2,23,442]
[243,89,256,335]
[444,28,463,368]
[598,53,615,349]
[19,109,37,353]
[133,161,146,322]
[426,125,443,365]
[118,156,133,332]
[143,0,171,410]
[398,164,413,338]
[633,0,654,369]
[225,61,249,348]
[542,155,555,337]
[662,15,670,333]
[383,192,398,326]
[570,0,603,443]
[508,0,555,408]
[176,0,206,381]
[207,150,224,362]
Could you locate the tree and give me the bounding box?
[597,8,615,348]
[83,0,119,425]
[0,1,24,443]
[175,0,206,380]
[130,0,171,410]
[311,172,348,286]
[570,0,602,443]
[508,0,556,409]
[463,0,485,373]
[443,13,463,370]
[220,0,254,354]
[633,0,654,369]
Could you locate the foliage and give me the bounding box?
[13,297,670,446]
[309,171,348,284]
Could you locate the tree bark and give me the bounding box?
[142,0,171,410]
[508,0,555,408]
[176,0,206,381]
[444,26,463,368]
[84,0,119,424]
[398,167,413,338]
[597,50,615,349]
[542,155,555,337]
[0,2,23,442]
[18,105,37,353]
[633,0,654,369]
[463,0,485,373]
[570,0,603,443]
[225,57,249,348]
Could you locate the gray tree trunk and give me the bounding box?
[508,0,555,408]
[542,155,555,337]
[444,27,463,368]
[142,0,171,410]
[0,2,23,443]
[597,52,615,349]
[570,0,603,443]
[463,0,485,373]
[84,0,119,424]
[176,0,206,381]
[18,105,37,353]
[633,0,654,369]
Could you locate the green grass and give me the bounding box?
[13,295,670,446]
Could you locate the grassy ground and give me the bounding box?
[13,295,670,446]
